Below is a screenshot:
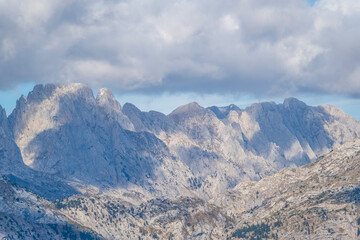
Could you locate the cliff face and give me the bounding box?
[1,83,360,239]
[7,84,192,198]
[0,105,23,171]
[52,138,360,239]
[212,138,360,239]
[6,83,360,199]
[0,174,102,239]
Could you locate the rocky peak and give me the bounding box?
[170,102,203,114]
[0,105,11,138]
[0,105,9,138]
[122,102,141,115]
[96,90,134,131]
[208,104,241,119]
[0,105,6,122]
[227,104,241,111]
[0,106,24,172]
[3,83,360,209]
[283,97,307,109]
[26,84,58,103]
[122,103,143,129]
[56,83,95,102]
[122,104,179,134]
[321,104,351,120]
[253,101,277,110]
[168,102,210,123]
[96,88,121,111]
[17,83,95,108]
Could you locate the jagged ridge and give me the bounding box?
[1,83,360,239]
[4,83,360,200]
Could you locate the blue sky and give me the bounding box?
[308,0,318,6]
[0,83,35,114]
[0,0,360,119]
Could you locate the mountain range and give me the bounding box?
[0,83,359,239]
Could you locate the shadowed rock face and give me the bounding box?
[208,104,242,119]
[50,139,360,240]
[165,98,360,192]
[211,138,360,240]
[0,105,23,169]
[5,83,360,199]
[1,104,78,201]
[0,174,103,239]
[8,84,176,191]
[1,83,360,239]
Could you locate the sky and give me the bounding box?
[0,0,360,119]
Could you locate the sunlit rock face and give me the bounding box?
[1,83,360,239]
[7,83,192,198]
[52,138,360,240]
[165,97,359,195]
[6,83,360,200]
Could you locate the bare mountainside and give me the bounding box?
[0,174,102,239]
[58,139,360,239]
[2,134,359,239]
[3,83,360,200]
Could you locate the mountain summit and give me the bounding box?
[3,83,360,199]
[1,83,360,239]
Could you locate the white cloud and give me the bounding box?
[221,14,240,32]
[62,59,160,90]
[0,0,360,97]
[1,38,16,61]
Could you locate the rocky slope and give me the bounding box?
[50,137,360,239]
[0,174,102,239]
[212,138,360,239]
[0,105,23,171]
[1,83,360,238]
[1,104,77,201]
[5,83,360,200]
[8,84,192,199]
[124,93,360,198]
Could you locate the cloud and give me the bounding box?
[0,0,359,97]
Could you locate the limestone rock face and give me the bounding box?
[211,138,360,239]
[0,105,23,170]
[122,102,179,134]
[159,98,359,196]
[50,138,360,239]
[8,84,192,198]
[1,103,79,200]
[1,83,360,239]
[96,88,135,131]
[6,83,360,199]
[0,174,102,239]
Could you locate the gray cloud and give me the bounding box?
[0,0,360,97]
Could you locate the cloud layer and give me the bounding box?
[0,0,360,97]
